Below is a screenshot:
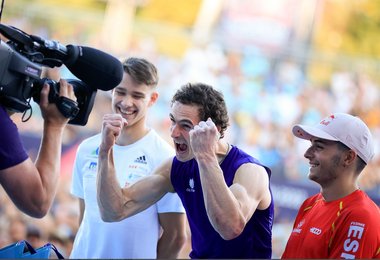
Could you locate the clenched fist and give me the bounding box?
[100,114,128,152]
[189,118,220,159]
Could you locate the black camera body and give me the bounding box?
[0,24,97,125]
[0,40,42,112]
[32,78,95,125]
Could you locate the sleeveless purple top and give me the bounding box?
[0,105,28,170]
[171,145,273,258]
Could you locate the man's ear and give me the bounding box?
[343,150,357,166]
[149,91,159,106]
[216,125,222,139]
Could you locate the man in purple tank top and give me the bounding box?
[97,82,274,258]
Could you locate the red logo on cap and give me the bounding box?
[320,115,335,126]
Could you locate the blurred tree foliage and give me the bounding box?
[314,0,380,58]
[309,0,380,84]
[1,0,106,44]
[1,0,202,56]
[133,0,202,57]
[2,0,379,74]
[345,1,380,58]
[136,0,202,26]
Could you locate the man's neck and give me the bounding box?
[216,141,231,165]
[321,180,359,202]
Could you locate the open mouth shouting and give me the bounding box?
[175,141,188,154]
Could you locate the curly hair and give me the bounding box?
[171,83,229,138]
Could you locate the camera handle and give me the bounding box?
[55,96,79,119]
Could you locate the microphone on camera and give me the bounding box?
[0,24,124,91]
[29,34,123,91]
[64,45,124,91]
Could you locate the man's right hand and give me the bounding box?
[100,113,128,152]
[39,79,76,128]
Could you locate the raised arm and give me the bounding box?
[0,80,74,218]
[190,118,271,240]
[96,114,174,222]
[199,161,270,240]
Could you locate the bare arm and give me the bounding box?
[190,118,271,240]
[198,160,270,240]
[0,80,74,218]
[157,213,187,259]
[96,114,174,222]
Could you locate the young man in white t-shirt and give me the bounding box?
[70,57,186,259]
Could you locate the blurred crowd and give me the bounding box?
[0,40,379,258]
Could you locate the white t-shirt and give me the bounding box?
[70,130,184,259]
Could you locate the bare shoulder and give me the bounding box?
[154,157,175,192]
[235,163,269,185]
[233,163,271,210]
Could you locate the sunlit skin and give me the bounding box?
[0,80,75,218]
[170,101,209,162]
[304,137,360,202]
[111,73,158,145]
[98,99,272,241]
[94,71,187,259]
[304,138,343,186]
[169,101,197,162]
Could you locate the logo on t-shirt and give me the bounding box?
[124,172,147,187]
[88,147,99,158]
[292,219,305,234]
[88,161,97,171]
[186,178,195,192]
[309,227,322,235]
[134,155,147,164]
[341,221,365,259]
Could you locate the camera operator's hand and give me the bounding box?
[39,79,76,127]
[0,80,77,218]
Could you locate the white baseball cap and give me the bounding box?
[292,113,374,164]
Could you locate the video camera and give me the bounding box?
[0,24,123,125]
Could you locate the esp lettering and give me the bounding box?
[340,223,364,259]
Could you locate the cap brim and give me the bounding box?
[292,125,339,141]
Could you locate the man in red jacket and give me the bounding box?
[282,113,380,259]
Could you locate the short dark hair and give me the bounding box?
[336,142,366,173]
[171,83,229,138]
[122,57,158,87]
